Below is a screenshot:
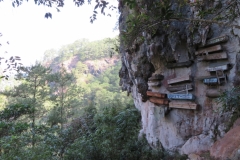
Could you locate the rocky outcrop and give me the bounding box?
[210,126,240,160]
[119,0,240,157]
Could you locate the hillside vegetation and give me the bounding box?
[0,37,182,160]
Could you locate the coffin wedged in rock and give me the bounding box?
[167,84,193,92]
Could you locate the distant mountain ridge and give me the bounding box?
[42,37,119,76]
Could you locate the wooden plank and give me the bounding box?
[195,45,222,55]
[197,51,228,61]
[199,35,229,47]
[206,89,222,98]
[169,101,197,110]
[148,81,161,87]
[166,61,193,69]
[167,84,193,92]
[148,74,164,81]
[147,91,166,98]
[168,75,191,85]
[149,97,169,105]
[205,63,232,72]
[167,94,195,100]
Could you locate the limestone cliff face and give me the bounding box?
[119,0,240,156]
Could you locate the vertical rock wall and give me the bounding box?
[119,0,240,156]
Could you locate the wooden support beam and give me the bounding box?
[169,101,197,110]
[195,45,222,56]
[167,93,195,100]
[166,61,193,69]
[147,91,167,98]
[148,74,164,81]
[167,84,193,92]
[168,75,192,85]
[197,51,228,61]
[199,35,229,47]
[149,97,169,105]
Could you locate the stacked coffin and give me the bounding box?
[147,91,169,105]
[195,35,232,98]
[166,75,197,110]
[196,35,229,61]
[147,91,172,115]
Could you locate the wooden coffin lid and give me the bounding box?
[167,93,195,100]
[205,63,233,72]
[168,75,192,85]
[195,44,222,56]
[147,91,166,98]
[199,35,228,48]
[149,97,169,105]
[197,51,227,61]
[169,101,197,110]
[167,84,193,92]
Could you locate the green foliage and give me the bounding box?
[0,36,181,159]
[122,0,240,47]
[43,37,119,66]
[217,87,240,115]
[122,0,175,47]
[64,104,164,160]
[0,121,29,137]
[0,103,32,121]
[217,87,240,131]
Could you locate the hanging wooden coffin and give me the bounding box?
[166,60,193,69]
[196,75,216,81]
[197,51,228,61]
[169,101,197,110]
[148,81,161,87]
[205,63,233,72]
[168,75,192,85]
[167,93,195,100]
[195,44,222,56]
[148,74,164,81]
[167,84,193,92]
[149,97,169,105]
[203,78,218,85]
[206,89,222,98]
[147,91,167,98]
[199,35,229,47]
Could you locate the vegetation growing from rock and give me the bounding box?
[217,87,240,131]
[121,0,240,48]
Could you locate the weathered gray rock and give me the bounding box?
[181,134,213,155]
[188,153,202,160]
[119,0,240,156]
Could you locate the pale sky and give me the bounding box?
[0,0,119,66]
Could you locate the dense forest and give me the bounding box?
[0,37,186,160]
